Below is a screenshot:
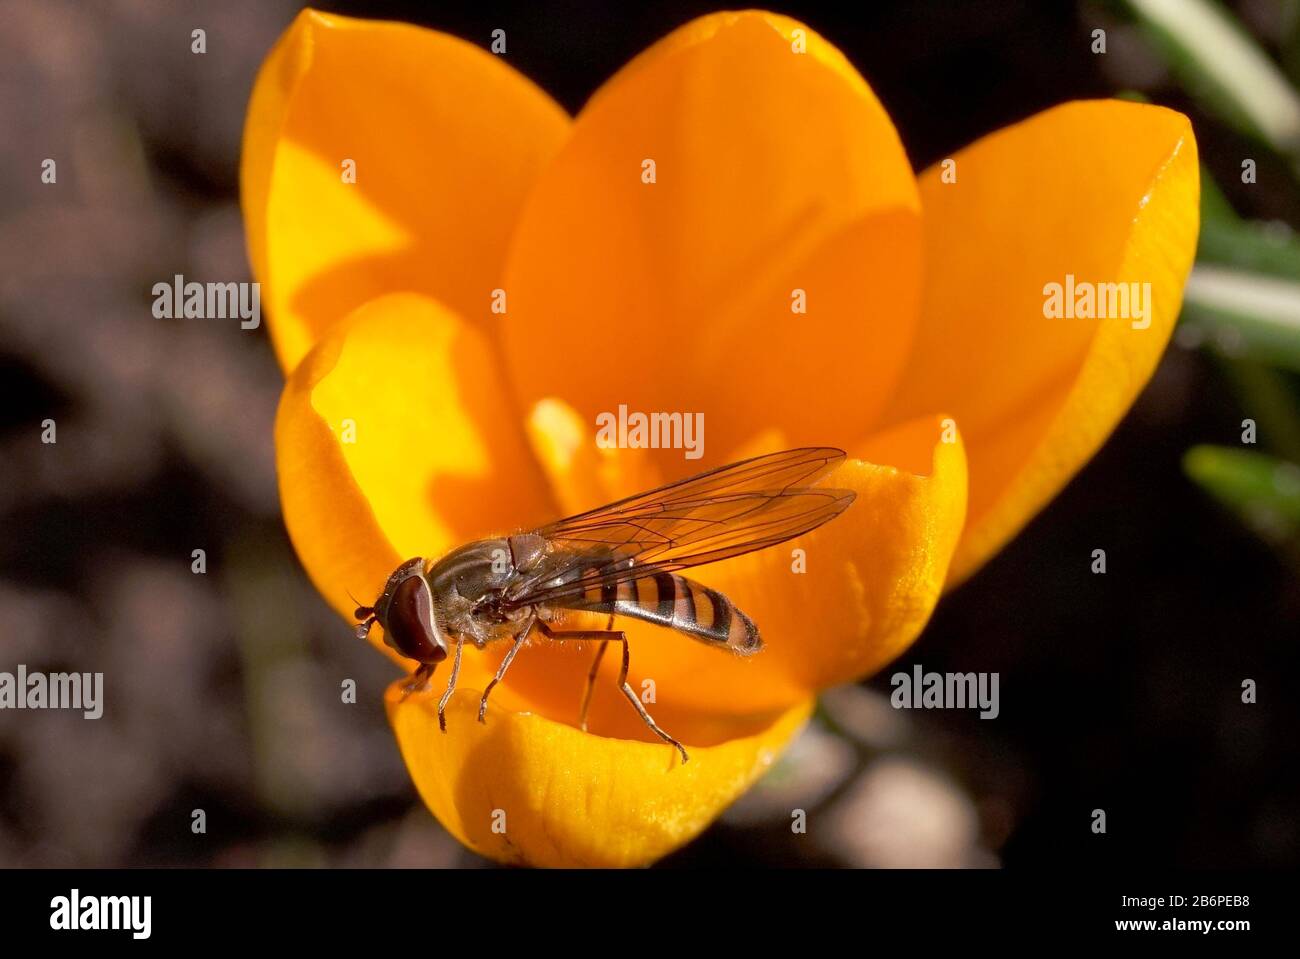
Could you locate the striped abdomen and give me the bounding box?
[564,573,762,655]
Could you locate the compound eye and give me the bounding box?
[385,575,447,664]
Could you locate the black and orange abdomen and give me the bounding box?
[566,572,762,654]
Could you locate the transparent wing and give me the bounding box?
[503,447,855,610]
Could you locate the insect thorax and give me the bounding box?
[424,537,537,644]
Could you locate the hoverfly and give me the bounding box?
[354,447,855,764]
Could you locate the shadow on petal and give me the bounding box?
[388,685,811,867]
[242,9,569,371]
[274,292,556,662]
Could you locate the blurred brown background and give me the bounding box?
[0,0,1296,868]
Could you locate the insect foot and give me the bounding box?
[399,664,433,701]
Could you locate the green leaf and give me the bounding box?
[1197,218,1300,279]
[1283,0,1300,87]
[1194,167,1300,281]
[1198,162,1239,227]
[1215,358,1300,465]
[1124,0,1300,166]
[1184,445,1300,541]
[1180,265,1300,371]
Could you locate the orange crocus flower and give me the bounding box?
[242,9,1199,867]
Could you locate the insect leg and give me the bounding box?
[399,662,434,701]
[578,614,616,732]
[436,636,464,733]
[537,621,689,764]
[478,620,535,724]
[614,635,689,765]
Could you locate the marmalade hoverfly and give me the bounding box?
[354,447,855,763]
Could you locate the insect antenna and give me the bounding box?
[346,588,374,619]
[346,588,376,639]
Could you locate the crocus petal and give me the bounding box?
[242,9,569,373]
[274,293,556,651]
[500,11,921,476]
[885,100,1199,584]
[498,404,966,721]
[388,685,811,868]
